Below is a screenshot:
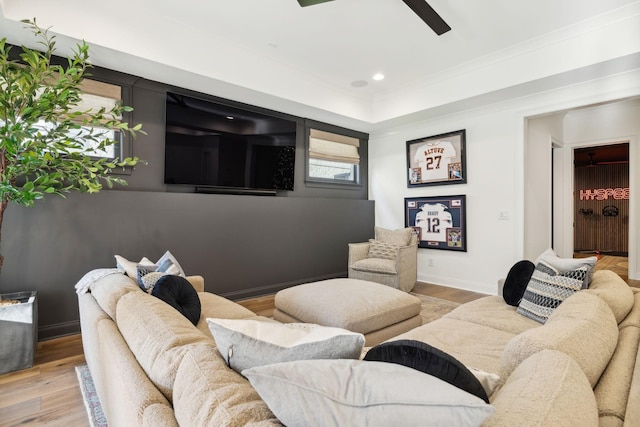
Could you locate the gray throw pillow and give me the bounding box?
[243,359,495,427]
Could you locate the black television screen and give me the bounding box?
[164,92,296,193]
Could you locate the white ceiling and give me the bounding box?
[1,0,639,129]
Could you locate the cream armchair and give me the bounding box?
[348,227,419,293]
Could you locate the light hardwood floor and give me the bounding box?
[0,334,88,427]
[0,255,634,425]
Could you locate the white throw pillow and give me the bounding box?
[115,250,186,278]
[206,318,364,373]
[243,359,495,427]
[535,248,596,288]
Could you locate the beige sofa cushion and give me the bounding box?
[444,296,540,336]
[485,350,598,427]
[173,344,281,426]
[585,270,634,324]
[90,273,141,320]
[89,272,205,321]
[116,291,211,401]
[390,317,517,375]
[196,292,258,338]
[595,290,640,427]
[624,337,640,427]
[594,325,640,426]
[501,291,618,386]
[620,290,640,330]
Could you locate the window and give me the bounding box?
[34,77,128,160]
[72,78,125,159]
[307,128,361,184]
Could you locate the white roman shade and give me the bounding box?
[74,79,122,122]
[309,129,360,165]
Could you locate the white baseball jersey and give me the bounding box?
[413,140,456,182]
[415,203,453,242]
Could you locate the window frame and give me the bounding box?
[304,120,367,189]
[46,51,136,175]
[80,77,135,176]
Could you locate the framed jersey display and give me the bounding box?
[404,195,467,251]
[406,129,466,187]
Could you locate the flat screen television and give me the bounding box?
[164,92,297,194]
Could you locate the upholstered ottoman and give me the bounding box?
[273,278,423,346]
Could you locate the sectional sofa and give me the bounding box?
[77,268,639,426]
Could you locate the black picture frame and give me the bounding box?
[404,195,467,251]
[406,129,466,187]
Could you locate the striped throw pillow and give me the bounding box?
[516,261,588,324]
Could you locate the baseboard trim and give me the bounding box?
[222,272,348,301]
[38,273,349,340]
[39,320,80,341]
[417,274,496,296]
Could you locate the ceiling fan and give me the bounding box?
[296,0,451,35]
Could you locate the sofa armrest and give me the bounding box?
[348,242,370,266]
[186,275,205,293]
[396,244,417,272]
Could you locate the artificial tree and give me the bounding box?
[0,19,144,273]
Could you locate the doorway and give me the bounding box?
[573,142,630,278]
[573,143,629,256]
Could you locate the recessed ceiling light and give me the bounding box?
[351,80,368,88]
[372,73,385,81]
[226,116,234,120]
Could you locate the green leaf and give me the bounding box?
[0,18,146,221]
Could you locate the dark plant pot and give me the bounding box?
[0,291,38,375]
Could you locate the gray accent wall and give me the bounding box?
[0,63,374,340]
[2,191,374,339]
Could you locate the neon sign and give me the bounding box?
[579,188,629,201]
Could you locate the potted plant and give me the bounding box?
[0,19,145,374]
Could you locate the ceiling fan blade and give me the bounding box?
[297,0,334,6]
[401,0,451,35]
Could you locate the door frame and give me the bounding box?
[553,136,636,278]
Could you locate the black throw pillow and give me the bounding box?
[503,260,536,306]
[364,339,489,403]
[151,275,202,326]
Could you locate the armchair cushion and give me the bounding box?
[367,239,400,260]
[375,226,414,246]
[351,258,397,274]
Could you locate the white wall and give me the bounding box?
[368,70,640,294]
[524,114,565,260]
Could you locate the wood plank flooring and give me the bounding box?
[0,254,634,426]
[0,334,88,427]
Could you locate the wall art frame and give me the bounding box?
[404,195,467,251]
[406,129,466,187]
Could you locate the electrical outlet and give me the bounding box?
[428,258,434,267]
